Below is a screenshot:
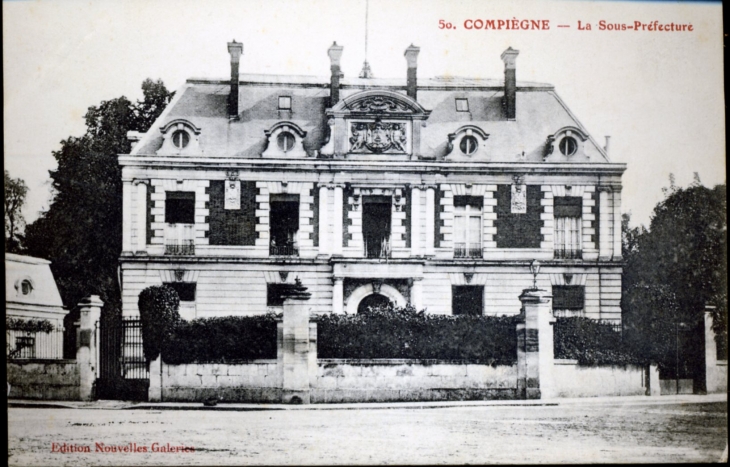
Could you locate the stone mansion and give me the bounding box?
[119,41,625,322]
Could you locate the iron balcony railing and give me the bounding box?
[364,236,391,259]
[454,243,482,258]
[164,240,195,256]
[554,248,583,260]
[270,241,298,256]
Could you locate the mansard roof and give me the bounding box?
[131,73,610,163]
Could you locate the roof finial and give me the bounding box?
[359,0,374,79]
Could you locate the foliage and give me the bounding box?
[24,79,174,320]
[554,317,642,366]
[315,302,519,364]
[5,317,55,333]
[4,170,28,253]
[138,285,182,362]
[162,314,279,364]
[621,181,727,371]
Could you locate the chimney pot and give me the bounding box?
[500,47,519,120]
[604,136,611,154]
[404,44,420,100]
[227,41,243,120]
[328,42,344,107]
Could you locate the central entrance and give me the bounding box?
[362,196,391,258]
[357,293,391,314]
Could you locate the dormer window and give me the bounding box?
[157,119,201,156]
[21,280,33,295]
[460,135,478,155]
[445,125,489,161]
[277,132,295,152]
[262,122,307,158]
[559,136,577,156]
[172,130,190,149]
[278,96,292,110]
[455,98,469,112]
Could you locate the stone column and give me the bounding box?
[122,180,133,253]
[411,186,421,256]
[148,355,162,402]
[425,186,435,255]
[76,295,103,401]
[410,277,423,311]
[612,187,623,260]
[598,187,611,260]
[318,185,329,256]
[516,288,555,399]
[647,364,661,396]
[135,180,148,252]
[332,185,343,256]
[280,279,314,404]
[332,277,344,314]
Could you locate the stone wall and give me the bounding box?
[551,359,646,398]
[7,360,80,400]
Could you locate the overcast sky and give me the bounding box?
[3,0,725,229]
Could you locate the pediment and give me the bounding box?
[330,90,430,118]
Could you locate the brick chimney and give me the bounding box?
[328,42,344,107]
[404,44,420,100]
[227,40,243,120]
[500,47,519,120]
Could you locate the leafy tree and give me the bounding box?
[622,180,727,377]
[4,170,28,253]
[24,79,174,319]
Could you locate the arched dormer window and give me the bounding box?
[544,126,590,161]
[262,122,307,158]
[445,125,490,161]
[157,119,202,156]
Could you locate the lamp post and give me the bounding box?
[529,260,541,290]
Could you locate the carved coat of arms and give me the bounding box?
[349,120,408,154]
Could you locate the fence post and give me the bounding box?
[279,278,314,404]
[516,288,554,399]
[647,364,661,396]
[77,295,103,401]
[149,355,162,402]
[704,306,727,394]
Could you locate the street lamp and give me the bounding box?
[529,260,541,290]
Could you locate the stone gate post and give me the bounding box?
[704,306,728,394]
[516,288,555,399]
[77,295,103,401]
[279,278,315,404]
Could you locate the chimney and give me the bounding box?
[328,42,344,106]
[404,44,420,100]
[227,40,243,120]
[500,47,519,120]
[604,136,611,155]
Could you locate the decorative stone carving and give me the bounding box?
[349,96,412,114]
[349,120,408,154]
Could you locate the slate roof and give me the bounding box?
[5,253,65,310]
[132,73,609,163]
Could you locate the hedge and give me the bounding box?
[554,317,643,366]
[315,304,519,365]
[6,318,54,333]
[138,285,182,362]
[162,314,278,364]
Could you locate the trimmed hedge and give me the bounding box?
[316,304,519,365]
[138,285,181,362]
[162,314,278,364]
[554,317,643,366]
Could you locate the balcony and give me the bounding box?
[554,248,582,260]
[165,240,195,256]
[364,236,391,259]
[164,224,195,255]
[454,243,482,258]
[270,241,298,257]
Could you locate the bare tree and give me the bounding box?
[4,170,28,252]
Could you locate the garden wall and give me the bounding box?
[7,359,80,400]
[551,359,647,398]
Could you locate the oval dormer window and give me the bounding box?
[172,130,190,149]
[21,280,33,295]
[559,136,577,156]
[277,132,295,152]
[460,135,479,156]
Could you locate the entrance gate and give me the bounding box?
[96,317,149,401]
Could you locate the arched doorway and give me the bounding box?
[357,293,391,314]
[345,283,407,315]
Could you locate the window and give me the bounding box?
[553,286,585,317]
[459,135,478,155]
[453,196,482,258]
[172,130,190,149]
[269,195,300,256]
[455,98,469,112]
[554,196,582,259]
[164,282,196,302]
[165,192,195,224]
[559,136,577,156]
[452,286,484,316]
[20,280,33,295]
[278,96,292,110]
[277,132,295,152]
[267,283,289,307]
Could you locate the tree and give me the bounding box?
[24,79,174,319]
[622,180,727,377]
[4,170,28,253]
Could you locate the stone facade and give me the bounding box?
[118,41,625,322]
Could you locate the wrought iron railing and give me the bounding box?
[6,329,65,359]
[554,248,582,259]
[454,243,482,258]
[269,242,298,256]
[165,240,195,255]
[364,236,391,259]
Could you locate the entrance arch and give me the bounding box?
[357,293,391,314]
[345,283,407,315]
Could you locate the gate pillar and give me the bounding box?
[77,295,103,401]
[278,278,315,404]
[516,288,555,399]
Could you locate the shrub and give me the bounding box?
[554,317,643,366]
[138,285,181,362]
[162,314,278,364]
[316,303,519,365]
[6,318,54,333]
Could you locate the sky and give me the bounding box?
[3,0,725,229]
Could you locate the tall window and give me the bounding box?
[554,196,582,259]
[269,194,300,256]
[552,286,585,317]
[452,286,484,316]
[453,196,482,258]
[165,192,195,255]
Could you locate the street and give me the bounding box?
[8,399,727,465]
